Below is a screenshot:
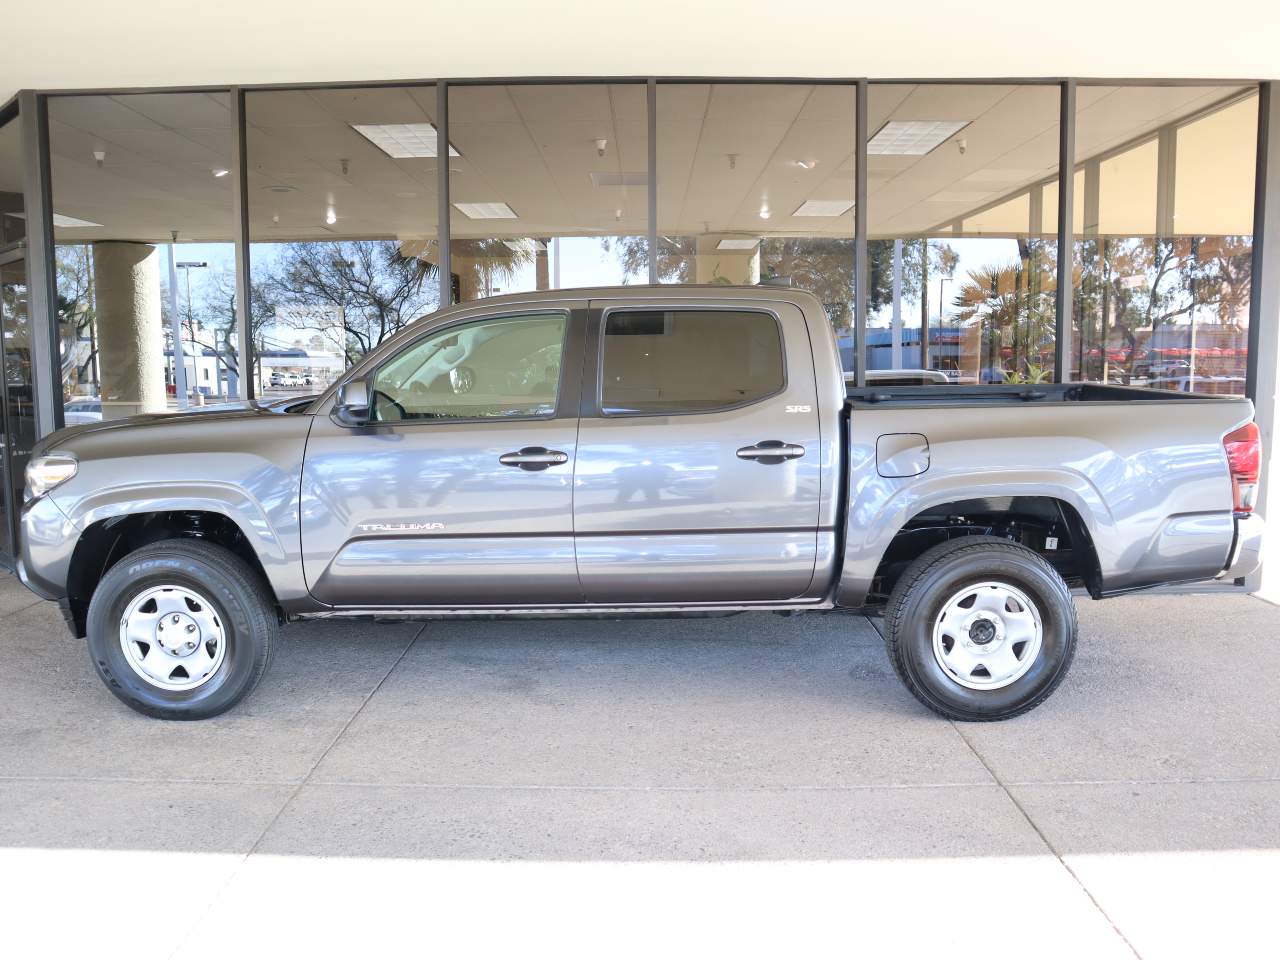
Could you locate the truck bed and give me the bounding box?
[846,382,1244,407]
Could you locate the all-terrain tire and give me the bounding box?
[86,538,277,720]
[883,536,1077,721]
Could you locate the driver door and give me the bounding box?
[300,304,586,607]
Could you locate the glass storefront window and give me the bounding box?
[867,84,1060,384]
[246,86,442,381]
[48,92,239,419]
[1072,87,1257,395]
[447,84,648,301]
[655,83,856,347]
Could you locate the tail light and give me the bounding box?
[1223,422,1261,515]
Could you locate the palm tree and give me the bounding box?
[951,254,1056,383]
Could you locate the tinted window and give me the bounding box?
[370,312,566,422]
[600,309,784,414]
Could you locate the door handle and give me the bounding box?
[736,440,806,464]
[499,446,570,471]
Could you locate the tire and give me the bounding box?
[883,536,1076,722]
[86,539,277,720]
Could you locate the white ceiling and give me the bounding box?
[32,82,1256,250]
[2,0,1277,105]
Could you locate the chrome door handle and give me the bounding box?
[499,446,570,471]
[736,440,806,464]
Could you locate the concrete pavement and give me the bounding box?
[0,571,1276,958]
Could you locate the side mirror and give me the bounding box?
[332,378,371,427]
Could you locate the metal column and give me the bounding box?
[647,79,658,285]
[18,91,61,437]
[230,87,254,400]
[1247,82,1279,595]
[437,83,452,307]
[1053,80,1076,383]
[853,80,868,388]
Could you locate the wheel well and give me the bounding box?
[64,511,280,638]
[868,496,1102,605]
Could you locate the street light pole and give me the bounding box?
[166,234,188,410]
[938,274,954,380]
[176,261,209,401]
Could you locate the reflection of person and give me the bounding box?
[980,365,1007,384]
[614,462,671,504]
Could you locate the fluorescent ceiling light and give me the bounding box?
[53,213,104,228]
[351,123,461,159]
[453,201,518,220]
[792,199,854,217]
[7,212,105,228]
[868,120,970,156]
[716,238,760,250]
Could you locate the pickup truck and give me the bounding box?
[17,286,1264,722]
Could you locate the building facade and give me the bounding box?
[0,69,1277,595]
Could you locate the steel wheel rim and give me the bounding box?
[118,585,228,692]
[931,580,1043,691]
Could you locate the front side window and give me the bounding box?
[600,309,784,415]
[369,312,567,422]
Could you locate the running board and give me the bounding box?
[297,599,836,621]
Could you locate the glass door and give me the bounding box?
[0,251,33,561]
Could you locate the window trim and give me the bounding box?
[593,304,789,419]
[363,308,574,427]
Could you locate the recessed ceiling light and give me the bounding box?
[716,238,760,250]
[793,199,855,217]
[454,201,517,220]
[262,185,297,194]
[792,160,817,170]
[325,207,337,225]
[212,168,229,178]
[868,120,970,156]
[351,123,461,159]
[758,204,771,220]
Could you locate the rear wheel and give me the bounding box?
[86,539,277,720]
[883,536,1076,721]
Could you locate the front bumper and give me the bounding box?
[16,494,77,600]
[1218,513,1264,581]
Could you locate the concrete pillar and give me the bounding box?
[694,237,759,285]
[92,241,167,417]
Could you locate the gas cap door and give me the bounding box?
[876,433,930,478]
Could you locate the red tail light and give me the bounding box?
[1223,422,1261,515]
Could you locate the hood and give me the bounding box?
[37,402,311,458]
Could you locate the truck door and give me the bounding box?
[572,299,821,602]
[300,304,586,607]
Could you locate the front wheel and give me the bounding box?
[86,539,278,720]
[883,537,1077,721]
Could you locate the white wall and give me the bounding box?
[4,0,1280,102]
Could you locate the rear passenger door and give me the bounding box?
[572,299,822,603]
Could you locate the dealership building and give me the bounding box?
[0,3,1277,599]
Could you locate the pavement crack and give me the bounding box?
[950,721,1144,960]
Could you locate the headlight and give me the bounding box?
[24,456,77,502]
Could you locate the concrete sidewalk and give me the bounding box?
[0,571,1277,958]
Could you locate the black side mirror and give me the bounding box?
[332,378,371,427]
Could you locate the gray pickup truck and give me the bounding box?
[17,286,1264,722]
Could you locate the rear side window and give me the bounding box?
[600,309,784,415]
